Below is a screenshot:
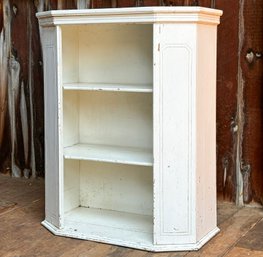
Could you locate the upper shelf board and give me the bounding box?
[36,7,223,27]
[63,83,153,93]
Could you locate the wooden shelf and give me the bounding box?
[60,207,153,248]
[64,143,153,166]
[63,83,153,93]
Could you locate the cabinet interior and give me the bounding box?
[62,24,153,87]
[61,24,154,242]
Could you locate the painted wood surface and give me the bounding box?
[63,83,153,92]
[2,174,263,257]
[64,144,153,166]
[153,23,196,245]
[38,7,221,251]
[0,0,263,207]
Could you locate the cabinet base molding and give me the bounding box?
[42,219,220,252]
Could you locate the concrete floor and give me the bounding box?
[0,174,263,257]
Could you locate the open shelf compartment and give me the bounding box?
[63,207,153,246]
[63,90,153,165]
[62,24,153,91]
[61,23,154,247]
[63,159,153,247]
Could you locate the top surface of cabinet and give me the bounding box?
[37,7,222,27]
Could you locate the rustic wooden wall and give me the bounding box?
[215,0,239,203]
[0,0,262,205]
[215,0,263,205]
[0,0,44,178]
[241,0,263,205]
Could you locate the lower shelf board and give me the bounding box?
[42,207,220,252]
[46,207,153,249]
[65,207,152,234]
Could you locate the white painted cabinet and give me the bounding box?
[37,7,222,251]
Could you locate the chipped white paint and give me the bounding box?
[41,26,63,228]
[38,7,222,252]
[37,7,222,26]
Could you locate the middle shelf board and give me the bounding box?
[64,143,153,166]
[63,83,153,93]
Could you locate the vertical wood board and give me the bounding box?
[153,23,196,245]
[42,26,63,228]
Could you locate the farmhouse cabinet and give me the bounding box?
[37,7,222,251]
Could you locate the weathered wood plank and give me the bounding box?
[1,0,263,208]
[215,0,239,202]
[241,0,263,205]
[0,0,46,178]
[1,174,263,256]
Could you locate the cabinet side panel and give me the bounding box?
[154,24,196,245]
[196,24,218,241]
[42,27,63,228]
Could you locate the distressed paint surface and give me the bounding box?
[39,8,221,249]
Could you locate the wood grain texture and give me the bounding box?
[1,174,263,257]
[0,0,46,178]
[215,0,239,202]
[0,0,77,178]
[92,0,213,8]
[241,0,263,205]
[1,0,263,207]
[0,0,216,181]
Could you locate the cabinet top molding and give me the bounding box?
[36,7,222,27]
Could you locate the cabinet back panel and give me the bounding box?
[62,26,79,83]
[64,159,80,213]
[79,91,153,149]
[80,161,153,216]
[78,24,153,85]
[63,91,79,147]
